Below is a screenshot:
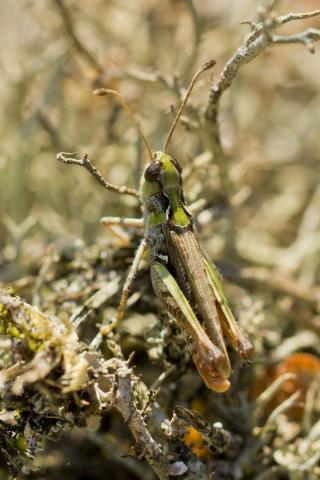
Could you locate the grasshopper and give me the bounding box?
[57,60,253,393]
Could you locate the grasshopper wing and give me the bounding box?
[204,258,253,358]
[163,224,230,365]
[152,261,231,392]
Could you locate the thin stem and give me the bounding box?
[56,152,140,198]
[272,28,320,53]
[163,59,216,153]
[93,89,154,162]
[278,9,320,26]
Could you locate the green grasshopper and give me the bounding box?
[57,60,253,393]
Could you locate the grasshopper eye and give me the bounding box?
[144,162,160,182]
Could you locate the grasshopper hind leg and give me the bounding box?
[215,301,254,359]
[204,258,254,359]
[151,262,231,393]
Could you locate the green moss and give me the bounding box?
[0,303,10,334]
[0,301,43,351]
[27,337,43,352]
[15,436,28,454]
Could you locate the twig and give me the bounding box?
[217,260,320,306]
[184,0,202,77]
[108,358,187,479]
[203,5,320,190]
[264,390,301,427]
[272,28,320,53]
[150,364,177,392]
[113,359,164,476]
[35,110,63,151]
[87,431,155,480]
[252,466,288,480]
[32,248,56,307]
[123,67,184,101]
[56,152,140,198]
[205,9,320,125]
[278,10,320,26]
[69,277,120,328]
[254,373,297,422]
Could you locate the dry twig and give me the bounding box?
[56,152,140,198]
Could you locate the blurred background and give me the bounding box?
[1,0,320,278]
[0,1,320,479]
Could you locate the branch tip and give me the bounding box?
[202,59,216,71]
[93,88,109,96]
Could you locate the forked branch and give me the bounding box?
[56,152,140,198]
[205,8,320,124]
[272,28,320,53]
[201,7,320,192]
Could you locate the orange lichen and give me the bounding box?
[183,427,209,459]
[182,400,210,458]
[273,353,320,419]
[252,353,320,420]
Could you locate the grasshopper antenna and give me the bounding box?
[93,88,154,162]
[163,59,216,153]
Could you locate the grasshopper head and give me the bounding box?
[141,151,182,200]
[142,151,190,227]
[143,152,182,190]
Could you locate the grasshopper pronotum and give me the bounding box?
[57,60,253,393]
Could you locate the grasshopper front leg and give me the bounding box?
[101,217,144,228]
[151,261,231,393]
